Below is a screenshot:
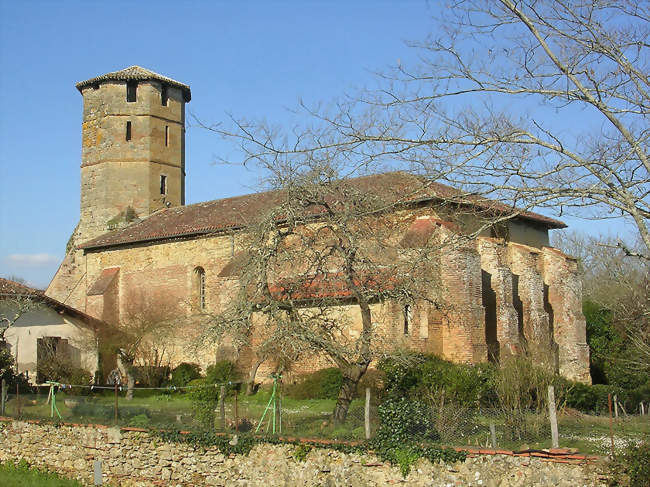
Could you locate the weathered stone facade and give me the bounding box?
[46,67,591,384]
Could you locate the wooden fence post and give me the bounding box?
[547,385,559,449]
[614,394,619,419]
[364,387,371,440]
[489,423,497,448]
[608,393,615,457]
[234,389,239,432]
[219,385,226,432]
[1,379,6,416]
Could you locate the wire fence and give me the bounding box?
[1,381,647,455]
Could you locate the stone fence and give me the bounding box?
[0,419,606,486]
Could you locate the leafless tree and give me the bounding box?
[0,281,43,342]
[215,0,647,259]
[104,294,180,399]
[553,231,649,372]
[206,171,459,423]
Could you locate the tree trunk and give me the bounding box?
[126,367,135,400]
[332,365,366,424]
[246,360,262,395]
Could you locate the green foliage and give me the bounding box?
[379,355,495,406]
[375,397,439,446]
[286,368,342,400]
[584,301,648,392]
[0,459,83,487]
[171,362,202,388]
[293,444,312,461]
[0,348,30,392]
[188,360,240,426]
[608,441,650,487]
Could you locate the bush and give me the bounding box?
[188,360,239,426]
[171,362,202,388]
[286,368,342,400]
[608,440,650,487]
[375,397,439,446]
[378,354,495,406]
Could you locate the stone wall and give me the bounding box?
[0,420,604,486]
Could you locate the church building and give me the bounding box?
[46,66,591,384]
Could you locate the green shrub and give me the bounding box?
[286,368,342,399]
[378,354,495,406]
[188,360,239,426]
[375,397,439,446]
[608,440,650,487]
[171,362,202,388]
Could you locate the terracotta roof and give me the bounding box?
[76,65,191,101]
[79,172,566,251]
[267,271,396,302]
[0,278,106,329]
[0,278,42,297]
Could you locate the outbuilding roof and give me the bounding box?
[78,172,566,251]
[0,278,106,330]
[76,65,191,101]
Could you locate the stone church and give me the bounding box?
[46,66,591,384]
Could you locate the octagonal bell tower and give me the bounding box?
[75,66,191,244]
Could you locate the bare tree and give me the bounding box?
[0,279,43,342]
[104,294,180,399]
[553,231,649,372]
[207,171,455,423]
[215,0,647,258]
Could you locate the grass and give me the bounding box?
[0,460,83,487]
[5,390,648,453]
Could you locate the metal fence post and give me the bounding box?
[365,387,371,440]
[547,385,559,448]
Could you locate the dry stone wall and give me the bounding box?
[0,420,605,487]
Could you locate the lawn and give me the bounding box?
[0,461,83,487]
[4,390,647,453]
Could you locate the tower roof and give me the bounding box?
[76,65,191,101]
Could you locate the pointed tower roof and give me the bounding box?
[76,65,191,101]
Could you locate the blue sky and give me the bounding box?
[0,1,634,288]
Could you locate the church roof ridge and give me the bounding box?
[76,65,191,101]
[78,171,566,251]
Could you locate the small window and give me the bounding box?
[165,125,169,146]
[126,121,132,141]
[160,175,167,195]
[194,267,206,310]
[403,304,412,335]
[161,86,168,106]
[126,81,137,102]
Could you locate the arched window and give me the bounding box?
[403,304,412,335]
[194,267,206,310]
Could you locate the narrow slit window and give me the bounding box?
[160,175,167,195]
[194,267,206,310]
[161,86,168,106]
[125,121,132,141]
[403,304,412,335]
[126,81,137,102]
[165,125,169,146]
